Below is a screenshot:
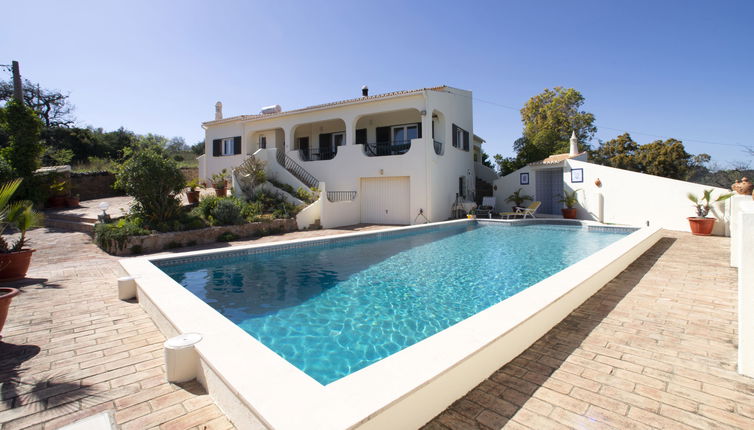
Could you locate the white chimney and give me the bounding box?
[215,101,223,120]
[569,131,579,156]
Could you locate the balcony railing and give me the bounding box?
[327,191,357,202]
[433,140,443,155]
[363,140,412,157]
[299,147,337,161]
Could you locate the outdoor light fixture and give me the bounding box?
[98,201,111,223]
[420,110,427,116]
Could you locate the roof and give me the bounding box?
[528,152,587,166]
[204,86,450,126]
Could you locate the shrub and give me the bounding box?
[0,99,43,178]
[268,178,294,195]
[41,147,74,166]
[114,144,185,225]
[217,232,237,242]
[295,187,315,204]
[210,198,244,225]
[94,217,151,254]
[0,156,16,185]
[242,201,263,221]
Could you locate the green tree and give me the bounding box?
[589,133,641,171]
[635,138,694,180]
[0,99,44,178]
[518,87,596,163]
[114,143,185,224]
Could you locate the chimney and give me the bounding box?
[215,101,223,120]
[362,85,369,97]
[569,131,579,156]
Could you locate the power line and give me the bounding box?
[454,90,750,150]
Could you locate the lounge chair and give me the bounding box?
[501,201,541,219]
[476,196,496,219]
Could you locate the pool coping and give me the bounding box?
[119,219,662,430]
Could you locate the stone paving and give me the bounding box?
[0,227,752,429]
[424,231,754,430]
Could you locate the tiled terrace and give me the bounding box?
[0,227,752,429]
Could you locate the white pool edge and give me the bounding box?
[119,220,662,430]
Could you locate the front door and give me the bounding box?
[535,168,563,215]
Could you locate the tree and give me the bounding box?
[166,137,188,152]
[480,150,494,169]
[635,138,694,180]
[589,133,641,171]
[518,87,596,163]
[0,79,75,127]
[114,143,185,224]
[191,140,205,155]
[0,99,43,178]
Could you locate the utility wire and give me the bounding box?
[448,89,749,150]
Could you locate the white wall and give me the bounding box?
[203,87,476,227]
[494,159,732,235]
[731,198,754,377]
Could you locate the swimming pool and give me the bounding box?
[158,223,627,385]
[121,219,661,430]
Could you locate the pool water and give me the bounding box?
[160,223,627,384]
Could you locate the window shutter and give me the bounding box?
[233,136,242,154]
[417,123,422,138]
[376,126,390,143]
[452,124,458,148]
[356,129,367,145]
[463,130,469,151]
[213,139,221,156]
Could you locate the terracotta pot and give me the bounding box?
[65,196,80,207]
[47,196,66,208]
[214,187,227,197]
[561,208,577,219]
[0,287,20,335]
[688,217,716,236]
[0,249,35,281]
[186,190,200,204]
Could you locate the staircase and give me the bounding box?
[44,213,97,234]
[275,150,319,189]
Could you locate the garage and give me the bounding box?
[360,176,410,225]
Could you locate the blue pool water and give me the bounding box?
[159,223,628,385]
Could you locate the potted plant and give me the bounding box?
[0,286,20,335]
[65,193,80,207]
[467,207,477,219]
[687,189,733,235]
[0,179,43,282]
[559,189,580,219]
[211,169,229,197]
[186,179,201,204]
[505,188,533,211]
[48,180,68,208]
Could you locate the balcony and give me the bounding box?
[363,140,412,157]
[300,147,337,161]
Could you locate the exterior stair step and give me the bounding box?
[44,216,96,234]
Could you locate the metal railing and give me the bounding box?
[326,191,357,202]
[275,150,320,189]
[363,140,412,157]
[433,140,443,155]
[299,147,337,161]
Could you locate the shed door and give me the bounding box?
[535,168,564,215]
[360,177,410,225]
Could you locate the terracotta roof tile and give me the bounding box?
[528,152,587,166]
[204,86,449,126]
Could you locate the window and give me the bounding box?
[458,176,466,198]
[332,132,345,147]
[212,136,241,156]
[452,124,470,151]
[392,124,419,143]
[258,135,267,149]
[222,138,235,155]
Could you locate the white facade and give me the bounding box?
[494,158,732,235]
[200,86,478,227]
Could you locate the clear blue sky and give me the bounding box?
[3,0,753,167]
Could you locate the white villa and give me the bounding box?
[198,86,499,229]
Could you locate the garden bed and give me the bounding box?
[103,218,297,256]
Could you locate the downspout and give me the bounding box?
[423,89,432,222]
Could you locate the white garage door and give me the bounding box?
[360,177,410,225]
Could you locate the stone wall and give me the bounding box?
[71,172,120,200]
[105,218,298,256]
